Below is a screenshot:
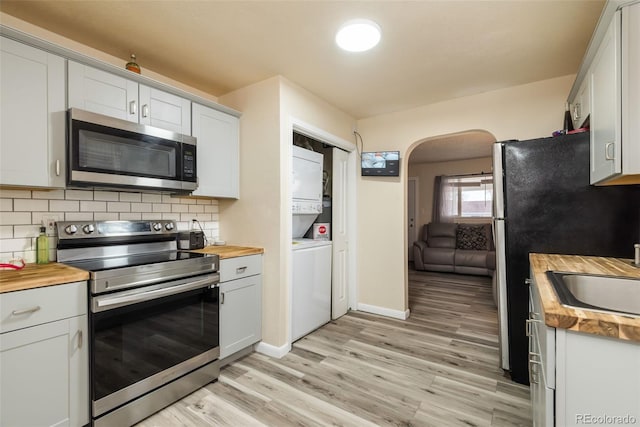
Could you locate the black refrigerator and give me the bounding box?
[492,131,640,385]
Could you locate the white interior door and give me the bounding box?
[332,147,349,319]
[407,177,418,261]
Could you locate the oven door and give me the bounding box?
[68,108,197,192]
[90,273,219,418]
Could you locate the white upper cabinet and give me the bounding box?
[191,103,240,198]
[590,10,621,184]
[0,36,66,188]
[69,61,191,134]
[588,2,640,185]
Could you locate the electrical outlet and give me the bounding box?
[42,217,58,236]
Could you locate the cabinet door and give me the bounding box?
[219,275,262,359]
[68,61,138,122]
[621,3,640,177]
[191,103,240,198]
[139,85,191,134]
[0,315,89,427]
[0,37,66,187]
[590,10,622,184]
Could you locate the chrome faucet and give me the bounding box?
[634,243,640,267]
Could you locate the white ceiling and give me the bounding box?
[1,0,604,122]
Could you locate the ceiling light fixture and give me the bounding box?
[335,19,381,52]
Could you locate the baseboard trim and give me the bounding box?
[254,341,291,359]
[357,303,410,320]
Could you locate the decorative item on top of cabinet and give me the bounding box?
[0,36,66,188]
[125,53,141,74]
[0,281,89,427]
[219,254,262,362]
[191,103,240,198]
[68,61,191,134]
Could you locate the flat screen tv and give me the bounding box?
[361,151,400,176]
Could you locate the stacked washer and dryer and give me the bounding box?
[291,145,332,342]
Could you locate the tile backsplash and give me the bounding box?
[0,188,219,263]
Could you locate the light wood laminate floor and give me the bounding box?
[136,269,532,427]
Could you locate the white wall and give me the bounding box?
[219,76,355,354]
[408,157,493,229]
[355,74,575,315]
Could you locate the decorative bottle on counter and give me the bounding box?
[36,226,48,264]
[126,54,141,74]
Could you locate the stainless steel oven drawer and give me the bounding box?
[220,254,262,282]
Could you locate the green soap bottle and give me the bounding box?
[36,226,48,264]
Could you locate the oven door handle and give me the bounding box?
[93,274,219,312]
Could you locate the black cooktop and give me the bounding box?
[63,251,208,272]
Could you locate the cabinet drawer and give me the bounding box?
[0,281,87,334]
[220,255,262,282]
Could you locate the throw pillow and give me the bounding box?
[456,225,488,250]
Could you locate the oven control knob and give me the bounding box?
[153,222,162,231]
[65,224,78,235]
[165,222,175,231]
[83,224,95,234]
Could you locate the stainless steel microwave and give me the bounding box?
[67,108,197,193]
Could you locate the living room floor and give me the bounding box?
[136,268,532,426]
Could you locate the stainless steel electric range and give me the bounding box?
[56,220,220,427]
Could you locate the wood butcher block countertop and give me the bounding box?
[191,245,264,259]
[530,253,640,342]
[0,263,89,294]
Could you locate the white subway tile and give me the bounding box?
[0,251,14,263]
[0,238,32,252]
[188,204,204,214]
[180,213,194,222]
[65,189,94,200]
[161,195,174,203]
[0,226,13,239]
[196,199,212,205]
[204,205,219,213]
[144,212,163,220]
[13,250,36,264]
[193,213,212,222]
[176,221,190,231]
[0,189,31,199]
[65,212,94,221]
[32,212,63,227]
[119,213,142,220]
[131,203,151,213]
[107,202,131,212]
[14,199,49,212]
[0,212,31,225]
[152,203,171,213]
[32,189,65,199]
[0,199,12,212]
[142,193,162,203]
[203,222,219,230]
[94,191,119,201]
[161,213,181,221]
[119,192,142,202]
[13,225,40,238]
[50,200,80,212]
[179,197,196,205]
[94,212,119,221]
[80,201,106,212]
[171,204,188,213]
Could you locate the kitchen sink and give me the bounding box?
[546,271,640,317]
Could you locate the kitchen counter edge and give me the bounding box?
[191,245,264,259]
[0,263,90,294]
[529,253,640,342]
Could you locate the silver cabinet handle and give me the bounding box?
[55,159,60,176]
[142,104,149,118]
[220,292,225,304]
[525,318,541,337]
[78,330,83,348]
[528,353,541,384]
[11,306,41,316]
[573,103,581,121]
[525,278,532,285]
[129,100,137,115]
[605,142,615,160]
[236,266,247,274]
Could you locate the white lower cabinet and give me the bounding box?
[0,282,89,427]
[529,275,640,426]
[219,255,262,360]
